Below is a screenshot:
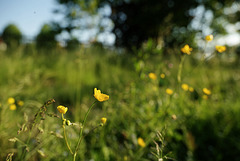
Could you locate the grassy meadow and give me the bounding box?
[0,44,240,161]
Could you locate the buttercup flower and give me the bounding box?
[57,105,68,114]
[181,84,189,91]
[148,73,157,80]
[66,120,72,126]
[17,100,24,106]
[215,46,226,53]
[8,97,15,104]
[94,88,109,102]
[137,137,146,147]
[166,88,173,95]
[181,44,193,55]
[101,117,107,125]
[189,87,194,92]
[203,88,211,95]
[205,35,213,42]
[160,73,165,79]
[10,104,17,111]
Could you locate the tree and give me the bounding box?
[66,37,80,51]
[1,24,22,49]
[36,23,59,50]
[54,0,101,41]
[54,0,240,50]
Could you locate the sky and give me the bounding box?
[0,0,58,39]
[0,0,115,44]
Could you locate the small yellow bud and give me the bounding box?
[137,137,146,147]
[203,88,211,95]
[101,117,107,125]
[57,105,68,114]
[181,84,189,91]
[189,87,194,92]
[166,88,173,95]
[8,97,15,104]
[66,120,72,126]
[148,73,157,80]
[160,73,165,79]
[9,104,17,111]
[205,35,213,42]
[215,45,226,53]
[17,100,24,106]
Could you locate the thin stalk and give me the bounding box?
[187,42,209,77]
[177,54,186,84]
[201,42,208,61]
[62,114,73,154]
[73,101,97,161]
[21,111,38,160]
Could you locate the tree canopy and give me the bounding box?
[54,0,240,50]
[36,23,60,50]
[1,24,22,49]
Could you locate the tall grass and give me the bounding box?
[0,45,240,161]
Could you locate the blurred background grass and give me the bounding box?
[0,44,240,161]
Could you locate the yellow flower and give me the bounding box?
[137,137,146,147]
[160,73,165,79]
[202,95,208,100]
[215,45,226,53]
[57,105,68,114]
[203,88,211,95]
[8,97,15,104]
[181,44,193,55]
[181,83,189,91]
[66,120,72,126]
[94,88,109,102]
[10,104,17,111]
[166,88,173,95]
[17,100,24,106]
[101,117,107,125]
[205,35,213,42]
[189,87,194,92]
[148,73,157,80]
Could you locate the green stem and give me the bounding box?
[62,114,73,154]
[177,54,186,84]
[21,110,38,160]
[73,101,97,161]
[186,43,209,78]
[201,42,208,61]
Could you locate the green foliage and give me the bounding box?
[0,44,239,160]
[36,24,59,50]
[54,0,240,51]
[1,24,22,49]
[66,38,80,51]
